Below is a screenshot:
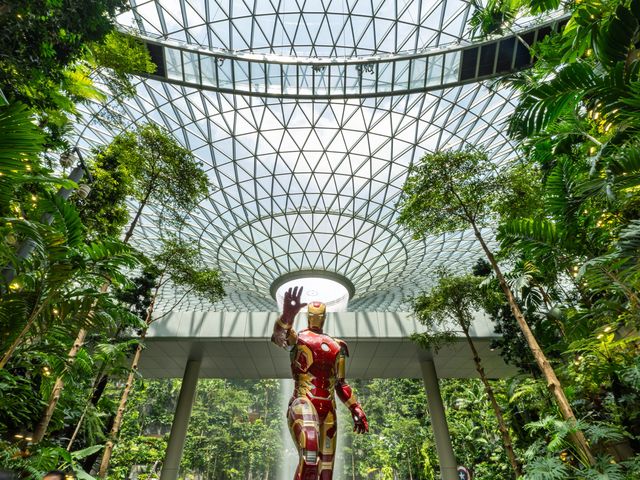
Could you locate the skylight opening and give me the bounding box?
[274,276,351,313]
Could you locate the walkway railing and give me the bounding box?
[124,14,568,99]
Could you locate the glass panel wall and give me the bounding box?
[166,47,183,81]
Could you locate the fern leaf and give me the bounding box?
[523,456,568,480]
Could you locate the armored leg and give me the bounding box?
[318,411,337,480]
[288,397,320,480]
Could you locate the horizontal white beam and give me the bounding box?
[139,311,515,379]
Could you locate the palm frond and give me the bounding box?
[0,103,45,211]
[616,219,640,255]
[577,220,640,302]
[38,193,85,248]
[576,139,640,202]
[509,62,596,138]
[544,157,583,223]
[593,2,640,67]
[94,339,140,365]
[498,218,566,254]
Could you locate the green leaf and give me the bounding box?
[509,62,596,138]
[0,103,45,211]
[523,456,568,480]
[499,218,564,250]
[74,469,97,480]
[39,192,85,248]
[71,444,104,460]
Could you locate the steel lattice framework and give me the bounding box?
[123,0,475,55]
[73,0,545,312]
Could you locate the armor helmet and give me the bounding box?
[307,302,326,330]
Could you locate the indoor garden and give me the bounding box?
[1,1,640,479]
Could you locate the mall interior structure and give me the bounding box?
[13,1,636,479]
[67,2,569,479]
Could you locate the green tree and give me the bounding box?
[397,149,595,465]
[0,197,140,371]
[178,380,281,480]
[33,122,210,446]
[75,143,135,240]
[498,0,640,323]
[0,88,148,480]
[473,0,640,474]
[97,236,224,476]
[441,379,515,479]
[412,270,522,477]
[113,123,210,242]
[0,2,156,149]
[0,0,130,146]
[467,0,555,51]
[0,0,127,86]
[89,31,157,101]
[345,379,433,479]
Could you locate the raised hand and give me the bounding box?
[281,286,308,325]
[351,405,369,434]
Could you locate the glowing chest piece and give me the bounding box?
[321,343,331,352]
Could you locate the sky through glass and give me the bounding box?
[73,1,540,312]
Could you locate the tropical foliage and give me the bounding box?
[0,11,217,474]
[397,0,640,478]
[3,1,640,480]
[0,0,154,147]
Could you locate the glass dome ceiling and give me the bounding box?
[122,0,475,56]
[73,1,552,312]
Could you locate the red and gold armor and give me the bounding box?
[272,287,368,480]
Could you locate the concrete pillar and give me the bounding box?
[160,357,202,480]
[420,358,457,480]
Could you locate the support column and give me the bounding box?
[160,357,202,480]
[420,358,457,480]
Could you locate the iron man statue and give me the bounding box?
[271,286,368,480]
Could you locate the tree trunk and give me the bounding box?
[462,326,522,477]
[31,283,110,443]
[30,199,149,442]
[97,285,158,477]
[0,297,50,369]
[66,367,110,451]
[66,402,88,451]
[83,414,114,472]
[67,321,129,448]
[352,451,355,480]
[469,221,595,466]
[122,189,152,244]
[97,338,145,477]
[32,328,88,442]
